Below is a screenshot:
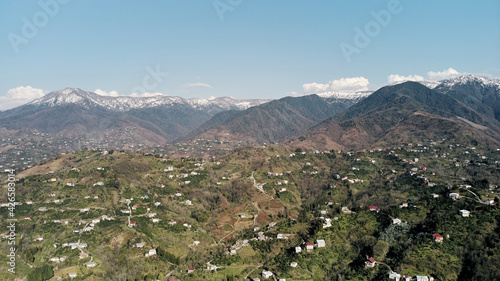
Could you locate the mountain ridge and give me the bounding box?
[182,94,366,144]
[23,87,271,113]
[287,80,500,151]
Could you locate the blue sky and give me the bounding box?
[0,0,499,110]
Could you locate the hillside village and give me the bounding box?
[0,137,499,280]
[2,0,499,279]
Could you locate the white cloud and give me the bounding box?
[303,82,330,94]
[185,82,213,88]
[303,77,369,94]
[427,68,462,81]
[387,74,425,84]
[94,89,119,97]
[6,86,45,100]
[0,86,45,111]
[129,92,164,97]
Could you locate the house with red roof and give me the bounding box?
[365,257,376,268]
[432,233,443,242]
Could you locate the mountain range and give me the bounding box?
[0,87,369,147]
[0,88,270,144]
[181,93,368,144]
[288,76,500,150]
[1,74,499,168]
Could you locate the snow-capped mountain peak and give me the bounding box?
[315,91,373,100]
[440,74,500,89]
[26,88,270,112]
[387,74,500,91]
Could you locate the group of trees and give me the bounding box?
[26,265,53,281]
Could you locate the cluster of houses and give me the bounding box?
[49,256,68,263]
[318,208,338,228]
[366,257,434,281]
[296,239,326,253]
[61,241,87,250]
[228,239,250,255]
[388,273,434,281]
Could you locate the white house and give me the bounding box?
[449,193,460,200]
[323,218,332,228]
[414,276,433,281]
[290,262,298,268]
[315,239,326,248]
[262,271,273,279]
[207,263,218,271]
[295,246,302,253]
[341,206,351,214]
[68,272,77,279]
[459,210,470,217]
[388,272,401,280]
[393,218,402,225]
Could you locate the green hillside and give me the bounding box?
[0,138,499,280]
